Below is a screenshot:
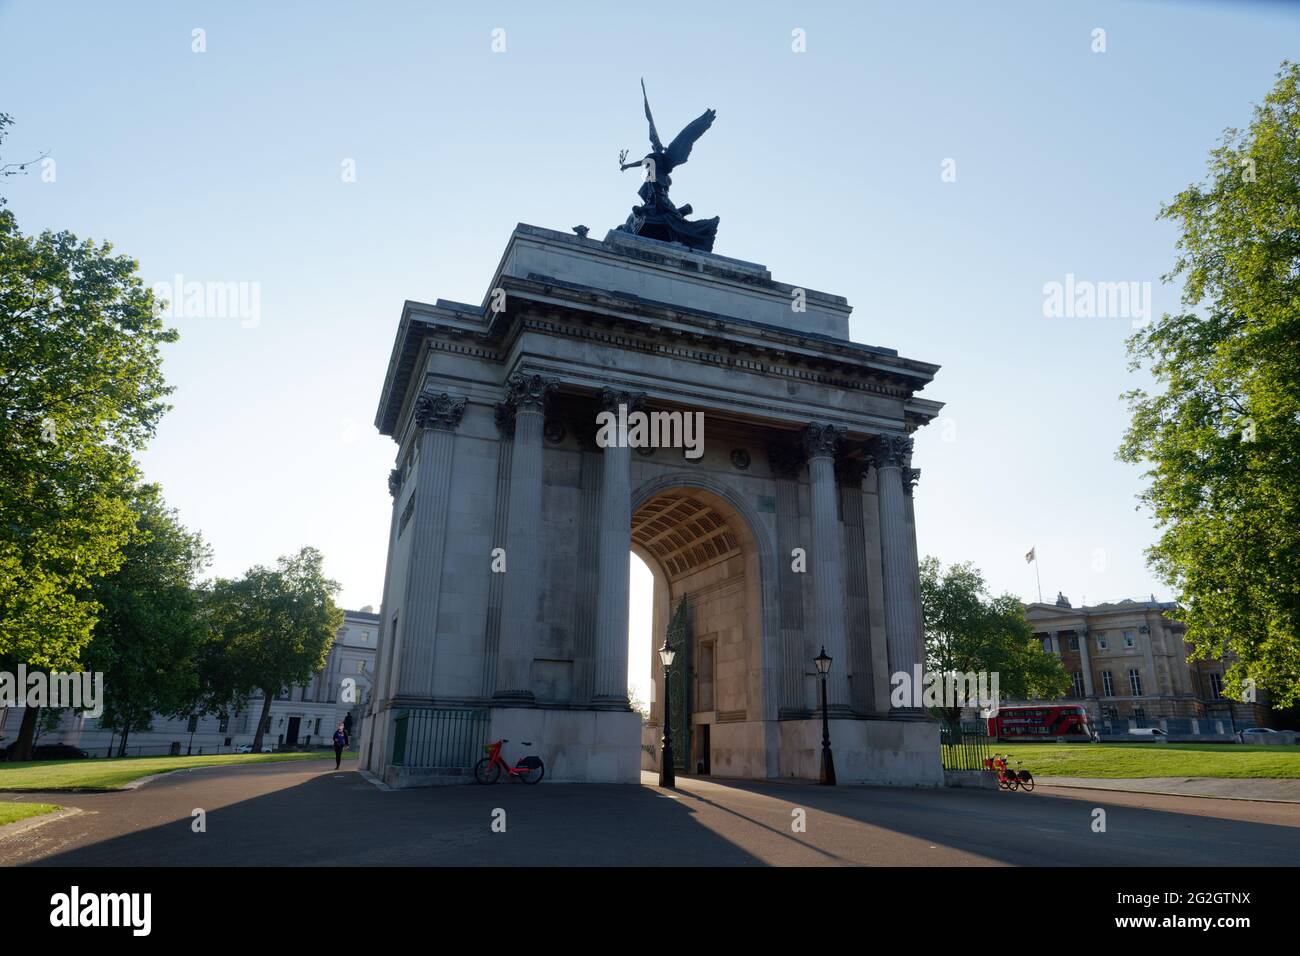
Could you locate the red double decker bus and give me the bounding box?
[987,705,1094,742]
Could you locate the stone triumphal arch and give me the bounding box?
[361,224,945,787]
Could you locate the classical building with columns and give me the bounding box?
[361,224,945,786]
[1023,594,1270,734]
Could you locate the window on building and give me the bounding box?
[1129,668,1143,696]
[1096,633,1107,649]
[1071,672,1085,698]
[315,718,321,734]
[1101,671,1114,697]
[1068,635,1079,651]
[361,631,369,642]
[1133,706,1146,724]
[1209,672,1224,699]
[218,714,229,734]
[187,714,198,733]
[1123,631,1135,648]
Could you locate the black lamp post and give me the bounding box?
[815,646,836,785]
[659,640,676,788]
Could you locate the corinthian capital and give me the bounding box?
[414,391,467,431]
[767,443,804,479]
[868,434,913,470]
[598,387,647,415]
[504,372,558,414]
[388,468,401,497]
[801,422,845,460]
[903,467,921,495]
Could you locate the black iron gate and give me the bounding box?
[666,595,691,772]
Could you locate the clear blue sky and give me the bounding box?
[2,1,1293,701]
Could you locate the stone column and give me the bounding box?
[870,435,921,715]
[902,466,926,678]
[494,372,557,703]
[1077,628,1096,696]
[839,459,874,715]
[803,423,851,713]
[397,391,466,698]
[593,388,645,706]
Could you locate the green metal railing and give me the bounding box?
[390,707,489,768]
[939,723,992,772]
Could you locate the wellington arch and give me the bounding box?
[360,224,946,787]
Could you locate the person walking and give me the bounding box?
[333,722,348,769]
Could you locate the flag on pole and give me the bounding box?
[1025,546,1036,564]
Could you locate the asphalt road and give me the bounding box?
[2,762,1297,866]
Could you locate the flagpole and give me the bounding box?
[1035,558,1042,604]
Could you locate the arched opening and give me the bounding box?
[627,485,769,778]
[628,552,655,718]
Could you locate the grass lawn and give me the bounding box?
[0,802,61,826]
[0,749,355,792]
[968,742,1300,779]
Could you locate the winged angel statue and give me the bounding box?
[615,79,719,252]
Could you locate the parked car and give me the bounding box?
[0,743,89,761]
[234,744,253,754]
[1129,727,1166,736]
[1237,727,1287,743]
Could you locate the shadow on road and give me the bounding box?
[11,762,1300,867]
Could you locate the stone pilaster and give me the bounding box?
[772,451,807,716]
[396,390,466,698]
[572,430,601,703]
[494,372,557,703]
[869,434,922,716]
[593,388,645,706]
[803,422,851,714]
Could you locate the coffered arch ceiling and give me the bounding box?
[631,491,742,582]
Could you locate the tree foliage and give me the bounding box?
[201,547,343,752]
[920,556,1070,727]
[1119,62,1300,707]
[0,114,176,671]
[83,484,211,755]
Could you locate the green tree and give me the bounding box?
[83,484,211,757]
[920,557,1070,728]
[0,114,176,758]
[202,548,343,753]
[1119,62,1300,708]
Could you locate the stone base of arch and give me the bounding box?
[489,706,643,783]
[637,716,943,786]
[777,718,944,786]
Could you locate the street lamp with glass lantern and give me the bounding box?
[814,646,836,785]
[659,641,676,788]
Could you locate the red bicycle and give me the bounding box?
[983,753,1035,791]
[473,738,545,785]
